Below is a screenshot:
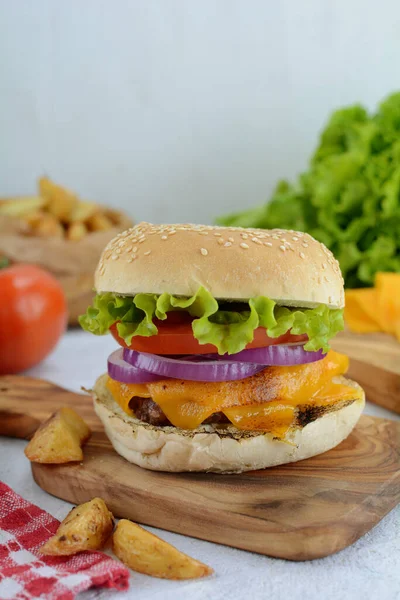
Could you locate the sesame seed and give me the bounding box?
[299,252,305,259]
[240,242,249,249]
[279,245,286,252]
[241,233,249,239]
[111,254,119,260]
[161,236,167,240]
[127,257,134,263]
[214,232,222,237]
[292,236,299,241]
[132,246,137,253]
[139,239,145,244]
[217,238,224,245]
[144,250,151,256]
[322,263,327,270]
[200,247,208,256]
[168,230,176,235]
[224,242,232,247]
[200,231,209,236]
[302,243,309,248]
[264,242,273,247]
[324,276,330,283]
[228,237,234,243]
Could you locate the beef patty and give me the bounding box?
[129,396,229,427]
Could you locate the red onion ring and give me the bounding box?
[122,348,265,382]
[204,344,325,365]
[108,349,166,384]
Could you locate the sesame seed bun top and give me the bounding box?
[95,222,345,308]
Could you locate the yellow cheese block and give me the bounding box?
[344,289,381,333]
[344,273,400,341]
[375,272,400,335]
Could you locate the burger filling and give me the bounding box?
[80,287,362,437]
[79,287,344,355]
[104,351,363,437]
[128,397,229,427]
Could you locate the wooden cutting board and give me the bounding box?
[0,374,399,561]
[333,330,400,414]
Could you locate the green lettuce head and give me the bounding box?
[79,286,343,355]
[216,92,400,288]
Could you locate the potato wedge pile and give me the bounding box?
[27,409,213,580]
[0,177,124,241]
[38,497,212,580]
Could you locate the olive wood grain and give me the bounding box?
[333,331,400,414]
[0,375,102,439]
[0,375,399,560]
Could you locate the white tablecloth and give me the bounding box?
[1,330,399,600]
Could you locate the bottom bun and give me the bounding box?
[92,374,365,473]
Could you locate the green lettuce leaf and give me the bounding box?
[216,92,400,288]
[79,287,343,355]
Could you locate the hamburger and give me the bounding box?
[80,222,365,473]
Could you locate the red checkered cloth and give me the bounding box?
[0,482,130,600]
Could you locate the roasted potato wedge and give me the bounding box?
[87,212,113,232]
[0,196,46,217]
[66,221,88,241]
[40,498,114,556]
[113,520,213,580]
[103,208,124,225]
[32,213,64,238]
[24,407,91,463]
[69,200,98,223]
[39,176,78,221]
[24,210,48,228]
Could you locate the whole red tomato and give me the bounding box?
[0,263,68,374]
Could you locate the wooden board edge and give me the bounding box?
[30,415,400,562]
[347,359,400,415]
[31,463,399,561]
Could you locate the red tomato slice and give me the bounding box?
[110,313,307,355]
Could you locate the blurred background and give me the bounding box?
[2,0,400,333]
[1,0,400,224]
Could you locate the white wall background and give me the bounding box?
[1,0,400,225]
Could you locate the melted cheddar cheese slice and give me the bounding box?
[106,350,363,435]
